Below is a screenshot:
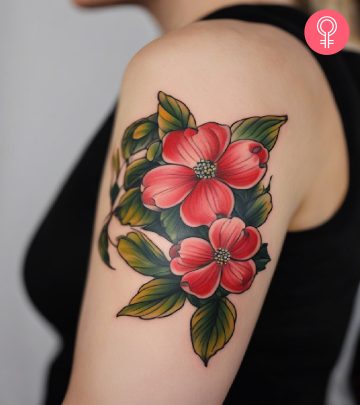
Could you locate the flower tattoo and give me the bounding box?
[99,91,287,366]
[142,124,268,226]
[170,218,261,298]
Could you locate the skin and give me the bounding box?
[63,1,349,404]
[73,0,300,31]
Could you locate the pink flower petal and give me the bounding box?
[221,260,256,294]
[230,226,261,260]
[181,262,221,298]
[142,165,197,209]
[170,258,192,275]
[180,179,234,227]
[217,140,268,189]
[209,217,246,251]
[162,123,230,167]
[170,238,213,275]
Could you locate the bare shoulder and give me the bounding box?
[120,18,332,139]
[118,18,347,231]
[115,18,336,220]
[124,18,325,98]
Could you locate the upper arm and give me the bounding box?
[63,21,328,405]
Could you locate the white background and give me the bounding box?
[1,1,359,404]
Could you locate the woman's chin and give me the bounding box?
[72,0,130,8]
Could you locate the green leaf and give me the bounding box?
[141,221,172,242]
[160,205,208,243]
[253,243,271,272]
[233,179,272,227]
[112,148,121,177]
[157,91,196,139]
[110,148,121,205]
[114,187,159,227]
[123,158,156,190]
[133,121,157,140]
[117,278,186,319]
[121,113,159,160]
[187,294,211,308]
[187,287,229,309]
[110,183,120,205]
[191,297,236,366]
[117,231,171,277]
[146,141,162,162]
[98,224,114,270]
[231,115,287,151]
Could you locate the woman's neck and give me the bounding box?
[143,0,299,32]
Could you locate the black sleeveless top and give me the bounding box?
[23,4,360,405]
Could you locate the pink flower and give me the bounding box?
[169,217,261,298]
[142,123,268,227]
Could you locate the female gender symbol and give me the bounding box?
[305,9,350,55]
[317,16,337,49]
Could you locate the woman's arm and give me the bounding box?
[63,20,341,405]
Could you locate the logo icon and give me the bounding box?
[305,9,350,55]
[317,16,337,48]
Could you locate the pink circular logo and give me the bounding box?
[304,9,350,55]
